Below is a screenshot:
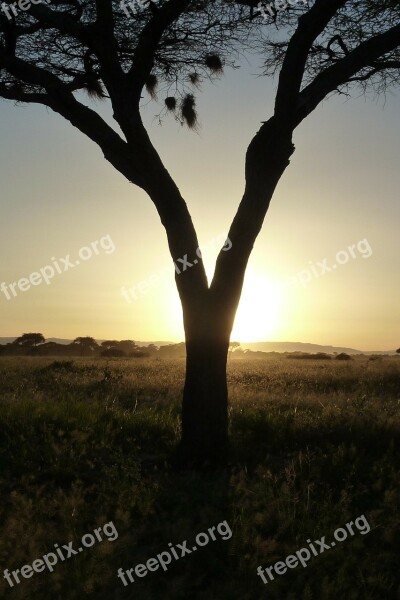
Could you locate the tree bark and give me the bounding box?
[176,293,231,467]
[180,335,230,466]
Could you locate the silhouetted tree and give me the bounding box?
[1,0,399,463]
[229,342,240,352]
[72,336,98,356]
[145,344,159,355]
[101,340,120,350]
[13,333,45,347]
[118,340,139,355]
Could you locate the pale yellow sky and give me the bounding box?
[0,60,399,350]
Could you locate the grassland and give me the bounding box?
[0,355,399,599]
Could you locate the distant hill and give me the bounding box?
[238,342,396,355]
[0,337,22,345]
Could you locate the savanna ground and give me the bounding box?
[0,355,399,599]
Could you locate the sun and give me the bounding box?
[231,270,283,343]
[163,267,283,343]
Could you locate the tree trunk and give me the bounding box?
[180,336,229,465]
[173,291,233,467]
[170,118,295,468]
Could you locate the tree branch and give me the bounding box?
[127,0,192,101]
[0,51,140,176]
[274,0,348,123]
[295,22,400,127]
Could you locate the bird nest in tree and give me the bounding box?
[180,94,198,129]
[145,74,158,98]
[205,54,224,73]
[165,96,177,111]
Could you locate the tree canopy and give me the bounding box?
[12,332,45,346]
[1,1,399,118]
[73,336,99,350]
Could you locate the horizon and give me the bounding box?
[0,334,397,353]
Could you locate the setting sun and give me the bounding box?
[162,267,284,343]
[231,271,283,342]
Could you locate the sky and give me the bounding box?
[0,54,399,350]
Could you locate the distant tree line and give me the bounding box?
[0,334,186,358]
[1,336,397,360]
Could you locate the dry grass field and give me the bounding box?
[0,355,399,599]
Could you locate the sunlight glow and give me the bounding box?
[165,268,284,343]
[231,271,283,343]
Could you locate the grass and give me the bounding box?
[0,355,399,599]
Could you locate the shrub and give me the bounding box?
[335,353,352,361]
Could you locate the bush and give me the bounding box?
[41,360,76,372]
[287,352,332,360]
[335,353,352,361]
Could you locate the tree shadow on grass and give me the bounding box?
[114,469,233,600]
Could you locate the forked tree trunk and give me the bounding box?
[174,121,295,467]
[97,116,294,469]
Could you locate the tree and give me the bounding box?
[72,336,99,355]
[396,348,400,354]
[118,340,139,355]
[13,333,45,347]
[228,341,240,356]
[101,340,120,350]
[1,0,399,464]
[101,339,142,356]
[145,344,159,355]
